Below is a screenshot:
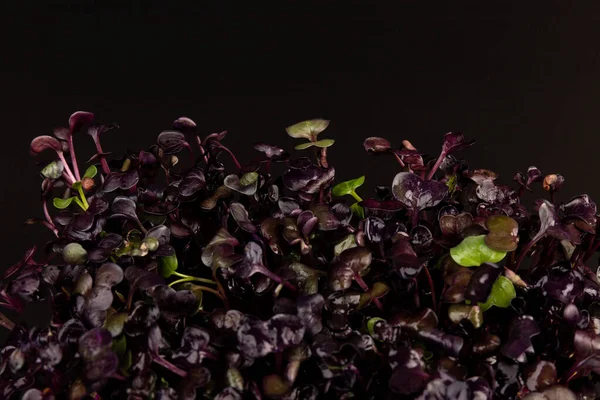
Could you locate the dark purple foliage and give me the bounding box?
[6,112,600,399]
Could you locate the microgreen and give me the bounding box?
[4,111,599,399]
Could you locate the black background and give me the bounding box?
[2,2,600,335]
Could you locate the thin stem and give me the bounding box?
[151,353,187,378]
[562,353,595,383]
[67,135,81,181]
[215,144,241,170]
[412,210,420,228]
[350,191,363,203]
[184,143,195,164]
[170,271,217,285]
[425,151,447,181]
[320,148,328,169]
[76,186,89,210]
[392,152,405,167]
[353,273,383,311]
[42,201,59,236]
[72,197,87,211]
[61,171,75,186]
[413,278,421,308]
[57,152,77,183]
[170,280,225,301]
[512,239,538,272]
[213,270,230,309]
[0,311,15,331]
[111,373,126,381]
[91,136,111,175]
[260,268,297,293]
[135,218,148,234]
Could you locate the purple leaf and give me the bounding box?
[157,130,188,154]
[561,194,597,226]
[30,135,63,154]
[110,196,139,221]
[464,262,502,303]
[500,315,540,362]
[69,111,95,133]
[103,169,139,192]
[254,143,289,161]
[392,172,448,213]
[229,202,257,233]
[363,137,392,153]
[178,167,206,197]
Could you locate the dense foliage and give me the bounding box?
[1,112,600,399]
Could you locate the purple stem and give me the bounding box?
[412,210,420,228]
[512,239,538,272]
[61,171,75,186]
[184,143,195,164]
[353,273,384,311]
[392,151,405,168]
[152,353,188,378]
[57,152,76,183]
[91,136,111,175]
[562,353,595,383]
[260,268,297,293]
[215,144,242,170]
[42,201,59,236]
[425,151,447,181]
[67,135,81,181]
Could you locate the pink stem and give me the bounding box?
[57,152,76,183]
[61,171,75,186]
[354,273,383,311]
[512,239,537,272]
[261,269,298,293]
[151,353,188,378]
[216,144,241,170]
[92,137,111,175]
[426,152,447,181]
[67,135,81,181]
[392,152,405,167]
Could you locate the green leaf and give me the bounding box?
[112,334,127,359]
[71,181,82,190]
[239,172,259,186]
[104,312,128,337]
[120,350,132,376]
[332,176,365,197]
[334,234,357,257]
[479,276,516,312]
[83,165,98,179]
[313,138,335,148]
[62,242,88,265]
[449,235,507,267]
[350,202,365,219]
[41,161,64,179]
[158,254,178,278]
[53,196,77,209]
[446,174,457,195]
[367,317,386,337]
[294,142,315,150]
[285,119,330,140]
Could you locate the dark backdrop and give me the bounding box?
[2,2,600,338]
